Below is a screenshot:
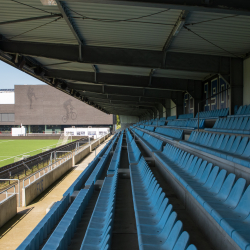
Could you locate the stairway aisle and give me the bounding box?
[111,135,139,250]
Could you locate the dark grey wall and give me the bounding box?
[0,85,113,125]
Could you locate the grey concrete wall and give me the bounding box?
[0,194,17,228]
[22,158,72,207]
[243,57,250,105]
[0,85,113,126]
[22,134,110,206]
[75,147,90,164]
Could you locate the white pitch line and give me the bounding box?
[0,140,14,144]
[0,142,59,163]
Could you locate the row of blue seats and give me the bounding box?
[107,134,123,175]
[126,131,141,165]
[232,105,250,117]
[80,173,118,250]
[17,194,70,250]
[178,113,193,119]
[206,117,250,135]
[155,127,183,140]
[130,156,197,250]
[85,135,118,186]
[143,125,155,131]
[63,139,112,197]
[195,108,229,119]
[42,185,94,250]
[180,131,250,168]
[134,128,144,138]
[135,131,163,153]
[152,120,166,126]
[167,119,205,129]
[17,134,116,250]
[167,115,176,120]
[135,126,183,141]
[155,143,250,250]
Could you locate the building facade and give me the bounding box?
[0,85,114,133]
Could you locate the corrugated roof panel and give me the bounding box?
[0,0,78,44]
[169,11,250,57]
[65,2,182,50]
[32,56,93,71]
[97,65,150,76]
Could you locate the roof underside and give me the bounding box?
[0,0,249,116]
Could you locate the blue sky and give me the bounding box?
[0,60,45,89]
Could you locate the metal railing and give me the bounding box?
[0,134,109,207]
[22,134,108,189]
[23,154,71,189]
[0,180,20,206]
[0,138,89,182]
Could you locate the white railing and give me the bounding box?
[0,181,20,206]
[23,154,72,189]
[0,133,110,207]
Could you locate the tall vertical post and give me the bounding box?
[229,58,243,115]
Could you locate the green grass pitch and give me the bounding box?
[0,139,60,168]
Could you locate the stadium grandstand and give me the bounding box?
[0,1,250,250]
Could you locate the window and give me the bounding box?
[0,113,15,122]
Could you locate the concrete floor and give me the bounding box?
[111,139,139,250]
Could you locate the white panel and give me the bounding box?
[120,115,139,123]
[0,93,15,104]
[243,57,250,105]
[171,100,176,116]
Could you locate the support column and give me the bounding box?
[158,103,164,118]
[190,82,203,118]
[165,99,171,118]
[171,92,184,119]
[230,58,243,115]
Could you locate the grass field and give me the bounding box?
[0,139,63,168]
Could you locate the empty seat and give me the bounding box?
[130,156,197,250]
[17,195,69,250]
[180,131,250,168]
[154,143,250,250]
[80,173,118,250]
[42,186,94,250]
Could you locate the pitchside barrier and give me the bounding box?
[22,133,110,207]
[0,185,17,228]
[0,133,110,228]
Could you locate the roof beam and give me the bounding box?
[162,10,189,65]
[69,82,173,99]
[0,41,231,74]
[64,0,250,16]
[55,0,83,61]
[91,99,158,108]
[0,14,62,26]
[45,69,202,91]
[80,91,166,104]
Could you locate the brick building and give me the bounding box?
[0,85,114,133]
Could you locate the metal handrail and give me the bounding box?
[0,133,110,207]
[22,134,109,188]
[0,138,88,175]
[23,154,71,188]
[0,180,20,206]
